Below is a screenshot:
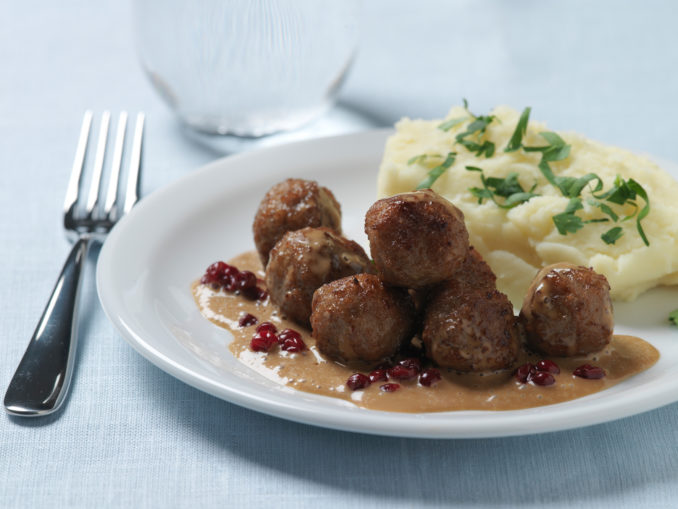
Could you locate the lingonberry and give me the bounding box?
[573,364,606,379]
[346,373,371,390]
[536,359,560,374]
[419,368,442,387]
[256,322,277,334]
[368,369,388,383]
[250,330,277,352]
[387,364,418,380]
[530,371,555,386]
[398,358,422,374]
[380,383,400,392]
[238,313,258,327]
[514,363,536,384]
[281,336,306,353]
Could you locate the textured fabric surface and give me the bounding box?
[2,1,678,507]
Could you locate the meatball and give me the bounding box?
[519,263,613,356]
[253,178,342,265]
[311,274,415,365]
[364,189,470,289]
[455,246,497,289]
[422,282,520,372]
[265,227,372,326]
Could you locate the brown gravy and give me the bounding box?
[192,251,659,413]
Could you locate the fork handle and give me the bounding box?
[4,237,91,416]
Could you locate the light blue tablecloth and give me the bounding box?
[2,1,678,507]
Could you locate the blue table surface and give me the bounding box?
[2,1,678,507]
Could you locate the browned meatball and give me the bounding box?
[422,282,520,372]
[365,189,470,289]
[265,227,372,326]
[311,274,415,364]
[253,178,342,266]
[519,263,613,356]
[455,246,497,289]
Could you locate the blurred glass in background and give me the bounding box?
[134,0,361,144]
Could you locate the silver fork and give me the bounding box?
[4,111,145,417]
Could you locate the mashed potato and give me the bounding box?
[377,105,678,305]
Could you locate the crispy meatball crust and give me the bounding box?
[265,227,372,326]
[422,282,520,372]
[310,274,416,365]
[519,263,613,356]
[456,246,497,289]
[253,178,342,266]
[365,189,470,289]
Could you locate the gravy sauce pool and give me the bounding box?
[192,251,659,413]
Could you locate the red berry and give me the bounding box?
[250,330,277,352]
[241,286,261,300]
[530,371,555,386]
[256,322,277,334]
[419,368,441,387]
[380,383,400,392]
[238,313,258,327]
[278,328,302,344]
[368,369,388,383]
[347,373,371,390]
[388,364,418,380]
[398,358,422,374]
[536,359,560,374]
[514,363,535,384]
[237,270,257,292]
[281,336,306,353]
[254,287,268,301]
[223,274,239,292]
[201,261,229,284]
[573,364,606,379]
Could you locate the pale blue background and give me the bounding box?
[2,1,678,507]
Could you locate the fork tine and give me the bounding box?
[64,111,93,216]
[123,112,145,214]
[103,112,128,219]
[85,111,111,215]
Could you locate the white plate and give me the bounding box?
[96,129,678,438]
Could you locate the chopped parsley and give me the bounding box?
[669,309,678,326]
[438,117,467,132]
[505,107,531,152]
[594,176,651,246]
[415,152,456,189]
[455,115,496,158]
[407,153,443,166]
[408,102,652,246]
[466,166,538,209]
[552,198,585,235]
[601,226,624,245]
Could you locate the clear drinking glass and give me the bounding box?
[133,0,361,138]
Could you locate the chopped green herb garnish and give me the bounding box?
[458,139,495,157]
[455,115,496,158]
[438,117,467,132]
[407,153,443,166]
[465,166,538,208]
[593,176,650,246]
[504,107,531,152]
[587,198,619,222]
[416,152,456,189]
[601,227,624,245]
[669,309,678,326]
[525,131,571,163]
[416,103,652,246]
[459,116,495,139]
[627,179,651,246]
[552,197,585,235]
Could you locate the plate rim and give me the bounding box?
[96,128,678,439]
